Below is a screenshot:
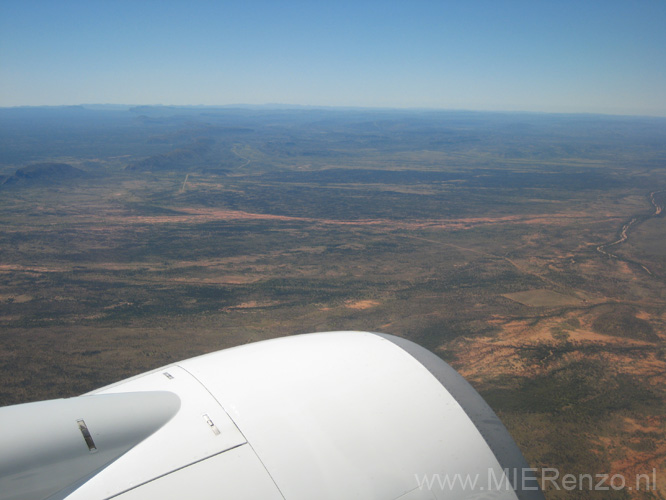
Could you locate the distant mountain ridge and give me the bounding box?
[125,138,215,172]
[1,162,88,187]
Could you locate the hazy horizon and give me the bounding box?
[3,102,666,121]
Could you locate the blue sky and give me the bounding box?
[1,0,665,115]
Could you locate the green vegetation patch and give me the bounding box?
[591,305,658,342]
[481,359,659,417]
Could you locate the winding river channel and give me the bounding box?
[596,190,665,275]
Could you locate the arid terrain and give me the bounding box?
[1,106,666,498]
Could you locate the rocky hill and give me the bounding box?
[1,162,88,187]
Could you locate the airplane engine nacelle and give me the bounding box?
[0,331,543,500]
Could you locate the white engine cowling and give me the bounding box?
[0,331,543,500]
